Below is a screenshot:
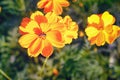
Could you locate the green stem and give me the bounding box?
[40,57,49,76]
[0,69,12,80]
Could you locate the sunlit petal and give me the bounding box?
[58,0,70,6]
[88,14,100,24]
[64,37,72,44]
[37,0,69,15]
[89,36,97,45]
[31,11,43,19]
[28,38,43,57]
[45,12,60,23]
[104,25,113,33]
[62,15,72,25]
[53,1,62,15]
[101,11,115,27]
[47,30,64,48]
[40,23,51,33]
[85,26,99,39]
[18,34,38,48]
[19,18,31,35]
[65,30,78,39]
[19,20,40,34]
[20,17,31,28]
[25,21,40,34]
[37,0,48,8]
[19,26,28,35]
[30,11,47,24]
[41,39,53,57]
[44,1,53,13]
[107,25,120,44]
[96,31,105,46]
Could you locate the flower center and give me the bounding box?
[34,28,46,39]
[39,33,46,39]
[97,24,104,30]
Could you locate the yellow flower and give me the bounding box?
[85,11,120,46]
[19,11,65,57]
[37,0,70,15]
[61,16,78,44]
[19,11,79,57]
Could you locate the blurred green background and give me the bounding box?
[1,0,120,80]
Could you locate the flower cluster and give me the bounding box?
[18,11,78,57]
[85,11,120,46]
[18,0,120,58]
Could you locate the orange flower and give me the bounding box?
[53,68,59,76]
[34,11,79,44]
[85,11,120,46]
[60,16,78,44]
[19,11,78,57]
[79,2,83,7]
[37,0,69,15]
[79,31,84,37]
[19,11,65,57]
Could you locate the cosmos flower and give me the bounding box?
[19,11,65,57]
[53,68,59,76]
[85,11,120,46]
[30,11,78,44]
[37,0,69,15]
[19,11,78,57]
[60,16,78,44]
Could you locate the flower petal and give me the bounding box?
[88,14,100,24]
[45,12,61,23]
[64,30,78,44]
[96,31,105,46]
[53,1,62,15]
[25,20,40,34]
[66,31,78,39]
[18,34,38,48]
[46,30,64,48]
[40,23,65,33]
[30,11,47,24]
[19,18,31,35]
[64,37,72,44]
[37,0,48,8]
[50,23,66,32]
[44,0,53,13]
[31,11,44,19]
[20,17,31,28]
[58,0,70,7]
[37,0,69,15]
[63,15,72,24]
[101,11,115,27]
[34,15,47,24]
[107,25,120,44]
[28,38,43,57]
[104,25,113,34]
[37,0,53,13]
[89,36,97,45]
[41,39,53,57]
[40,23,51,33]
[19,26,29,35]
[85,26,99,39]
